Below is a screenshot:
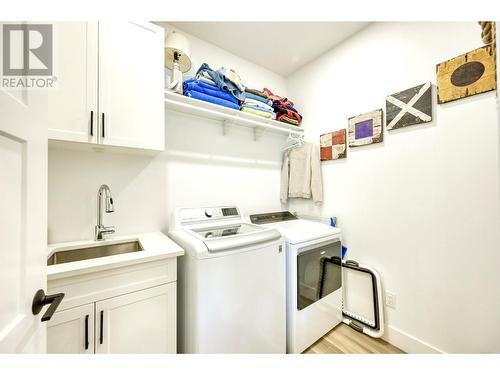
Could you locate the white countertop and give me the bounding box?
[47,232,184,280]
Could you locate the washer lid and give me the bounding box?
[186,223,281,253]
[192,223,260,239]
[264,219,341,244]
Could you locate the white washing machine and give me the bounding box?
[168,206,286,353]
[250,211,343,353]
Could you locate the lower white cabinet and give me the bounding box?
[47,303,94,354]
[47,257,178,354]
[95,283,176,354]
[48,283,176,354]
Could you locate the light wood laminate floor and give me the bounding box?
[304,323,405,354]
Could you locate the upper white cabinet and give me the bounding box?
[48,23,98,144]
[98,22,165,151]
[48,22,165,152]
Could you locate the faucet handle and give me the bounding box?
[95,225,115,241]
[102,225,115,234]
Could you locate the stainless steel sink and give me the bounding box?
[47,241,144,266]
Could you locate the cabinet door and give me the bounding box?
[95,283,176,354]
[48,22,98,143]
[98,22,165,151]
[47,303,94,354]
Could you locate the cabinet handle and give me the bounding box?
[90,110,94,136]
[101,113,105,138]
[99,310,104,344]
[84,314,89,350]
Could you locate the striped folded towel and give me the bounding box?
[244,92,273,106]
[243,98,274,112]
[245,87,268,99]
[277,114,300,125]
[241,107,276,119]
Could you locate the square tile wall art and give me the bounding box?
[386,82,432,130]
[348,109,383,147]
[320,129,346,161]
[437,45,496,104]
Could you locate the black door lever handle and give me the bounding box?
[32,289,65,322]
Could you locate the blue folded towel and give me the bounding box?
[184,89,241,111]
[183,79,239,105]
[244,92,272,106]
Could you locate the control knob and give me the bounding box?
[205,209,213,218]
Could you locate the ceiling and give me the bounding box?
[168,22,369,76]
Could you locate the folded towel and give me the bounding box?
[241,103,275,116]
[245,87,268,99]
[218,67,245,92]
[184,79,239,104]
[272,101,300,114]
[241,107,276,119]
[184,90,240,111]
[195,63,245,102]
[243,97,274,112]
[277,114,300,125]
[263,88,295,107]
[274,107,302,123]
[244,92,272,106]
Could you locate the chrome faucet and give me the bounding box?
[95,184,115,241]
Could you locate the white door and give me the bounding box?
[47,22,98,144]
[0,23,48,353]
[95,283,176,354]
[47,303,94,354]
[98,22,165,151]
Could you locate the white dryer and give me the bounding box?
[168,206,286,353]
[250,211,343,354]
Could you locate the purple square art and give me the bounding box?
[354,119,374,139]
[348,109,384,147]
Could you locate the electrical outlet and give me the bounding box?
[385,291,397,309]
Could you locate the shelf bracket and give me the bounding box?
[222,120,231,136]
[254,128,264,141]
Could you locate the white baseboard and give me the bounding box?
[383,324,446,354]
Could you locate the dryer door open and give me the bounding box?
[342,260,385,338]
[297,239,341,310]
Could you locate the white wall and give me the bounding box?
[286,22,500,353]
[48,21,500,354]
[48,23,288,243]
[157,22,287,94]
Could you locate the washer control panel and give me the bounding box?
[179,206,240,224]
